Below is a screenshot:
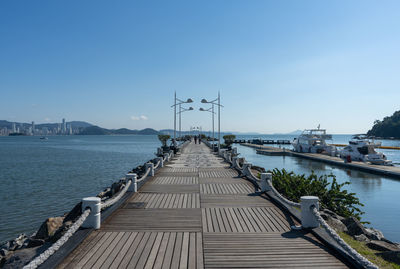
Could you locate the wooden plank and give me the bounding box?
[161,232,176,269]
[153,232,170,269]
[144,232,164,269]
[116,232,146,269]
[106,232,138,269]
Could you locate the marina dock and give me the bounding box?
[241,143,400,179]
[49,142,350,269]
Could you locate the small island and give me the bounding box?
[367,110,400,139]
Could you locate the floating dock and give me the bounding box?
[241,143,400,179]
[46,142,350,268]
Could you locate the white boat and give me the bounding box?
[339,135,392,166]
[292,126,336,155]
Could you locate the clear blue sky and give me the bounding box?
[1,0,399,134]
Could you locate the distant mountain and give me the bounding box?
[79,126,110,135]
[367,110,400,138]
[78,126,159,135]
[286,130,303,135]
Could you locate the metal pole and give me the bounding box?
[179,104,181,139]
[212,103,215,147]
[174,92,176,139]
[218,91,221,150]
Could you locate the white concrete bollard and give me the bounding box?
[260,173,272,192]
[300,196,319,228]
[126,173,138,192]
[157,157,164,168]
[82,197,101,229]
[231,157,238,168]
[242,162,251,175]
[232,147,238,156]
[164,153,169,162]
[145,162,155,177]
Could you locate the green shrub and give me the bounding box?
[158,134,171,147]
[270,168,364,220]
[223,134,236,146]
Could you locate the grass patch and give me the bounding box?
[339,232,400,269]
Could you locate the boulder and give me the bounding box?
[110,182,122,196]
[320,210,347,233]
[51,221,73,242]
[34,217,64,240]
[342,216,367,236]
[354,234,369,242]
[376,251,400,264]
[24,238,45,248]
[365,228,384,241]
[366,240,400,252]
[8,234,28,251]
[63,202,82,223]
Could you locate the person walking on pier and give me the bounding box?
[194,136,197,144]
[198,135,201,144]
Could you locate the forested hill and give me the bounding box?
[367,110,400,138]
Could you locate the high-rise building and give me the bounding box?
[32,121,35,135]
[12,122,16,133]
[62,118,66,134]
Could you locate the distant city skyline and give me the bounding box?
[1,1,399,134]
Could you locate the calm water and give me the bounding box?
[236,134,400,242]
[0,135,160,243]
[1,134,400,244]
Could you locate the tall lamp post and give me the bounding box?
[201,92,223,150]
[178,106,193,138]
[171,92,193,139]
[199,106,216,147]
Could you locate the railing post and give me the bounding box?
[260,173,272,192]
[231,157,238,168]
[157,157,164,168]
[232,147,237,156]
[126,173,137,192]
[145,162,155,177]
[300,196,319,228]
[82,197,101,229]
[242,162,251,176]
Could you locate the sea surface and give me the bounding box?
[1,134,400,244]
[0,135,159,243]
[235,134,400,242]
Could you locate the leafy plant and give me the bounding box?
[223,134,236,146]
[157,134,171,147]
[269,168,364,220]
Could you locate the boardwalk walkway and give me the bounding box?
[58,142,349,268]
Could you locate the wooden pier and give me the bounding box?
[54,142,350,268]
[242,143,400,179]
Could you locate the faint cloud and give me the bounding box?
[44,118,51,122]
[131,115,148,121]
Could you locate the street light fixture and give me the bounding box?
[171,92,193,139]
[199,107,216,147]
[201,92,223,150]
[178,106,193,138]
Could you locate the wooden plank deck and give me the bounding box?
[57,142,350,269]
